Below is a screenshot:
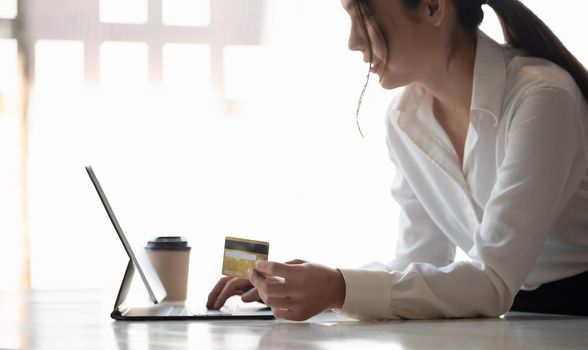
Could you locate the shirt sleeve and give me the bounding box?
[340,87,587,320]
[339,115,456,319]
[367,149,457,273]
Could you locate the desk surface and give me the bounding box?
[1,289,587,350]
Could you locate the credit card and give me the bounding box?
[222,236,269,278]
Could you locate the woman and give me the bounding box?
[206,0,588,320]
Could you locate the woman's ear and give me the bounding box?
[420,0,446,27]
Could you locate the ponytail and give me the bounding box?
[485,0,588,102]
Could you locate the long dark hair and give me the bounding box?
[353,0,588,132]
[487,0,588,101]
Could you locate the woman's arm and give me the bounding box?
[250,87,587,321]
[339,158,458,319]
[339,87,587,319]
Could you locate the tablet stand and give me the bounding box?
[111,260,135,319]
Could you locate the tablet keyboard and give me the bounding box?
[166,306,189,316]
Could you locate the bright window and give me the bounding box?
[35,40,85,89]
[0,39,19,290]
[162,0,210,27]
[223,45,274,100]
[0,116,19,289]
[100,41,149,87]
[0,39,18,96]
[0,0,17,19]
[99,0,148,24]
[162,43,211,93]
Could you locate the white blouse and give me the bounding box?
[339,31,588,319]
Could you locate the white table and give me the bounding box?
[1,289,587,350]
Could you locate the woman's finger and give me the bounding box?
[206,276,233,309]
[255,260,293,277]
[241,287,261,302]
[264,279,290,297]
[248,268,268,291]
[212,278,252,309]
[249,268,290,295]
[285,259,306,265]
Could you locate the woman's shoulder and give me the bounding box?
[504,51,583,108]
[500,50,588,146]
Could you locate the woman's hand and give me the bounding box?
[206,276,261,309]
[205,259,306,309]
[248,260,346,321]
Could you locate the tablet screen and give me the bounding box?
[86,166,166,303]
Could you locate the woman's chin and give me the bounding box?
[377,73,412,90]
[378,79,405,90]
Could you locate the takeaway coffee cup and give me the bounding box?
[145,236,191,302]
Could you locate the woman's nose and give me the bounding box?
[348,23,365,52]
